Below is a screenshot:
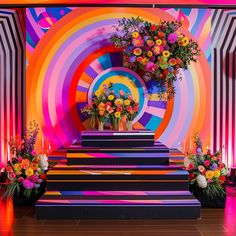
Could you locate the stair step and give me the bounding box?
[67,152,169,165]
[36,191,200,219]
[53,164,183,170]
[46,168,189,191]
[81,130,154,147]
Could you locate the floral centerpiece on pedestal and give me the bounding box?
[184,133,228,207]
[111,17,200,99]
[2,121,48,202]
[81,83,139,131]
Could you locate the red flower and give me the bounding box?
[133,106,139,112]
[40,173,47,181]
[157,32,165,38]
[117,106,123,112]
[219,176,226,183]
[163,70,169,75]
[150,25,157,31]
[189,173,195,180]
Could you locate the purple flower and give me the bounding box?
[128,56,136,63]
[210,162,218,171]
[22,178,34,189]
[35,183,40,189]
[167,33,178,44]
[196,147,202,155]
[165,45,170,50]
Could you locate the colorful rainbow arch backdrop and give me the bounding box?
[26,7,211,150]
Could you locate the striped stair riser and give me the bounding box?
[46,181,189,191]
[67,157,169,165]
[81,140,154,147]
[52,165,183,170]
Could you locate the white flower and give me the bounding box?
[38,154,49,171]
[184,157,193,168]
[196,175,207,188]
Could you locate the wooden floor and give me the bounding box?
[0,191,236,236]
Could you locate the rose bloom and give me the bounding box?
[204,160,210,167]
[126,106,132,113]
[198,165,205,173]
[117,106,123,112]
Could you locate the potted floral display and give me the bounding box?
[81,83,139,131]
[184,133,228,208]
[1,121,48,205]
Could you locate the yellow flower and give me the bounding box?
[182,37,189,46]
[124,100,131,106]
[25,167,34,177]
[14,163,21,171]
[30,163,38,171]
[115,99,123,106]
[114,112,121,118]
[162,50,170,58]
[147,51,153,57]
[95,90,101,97]
[214,169,221,178]
[205,170,214,179]
[141,57,149,65]
[108,95,115,101]
[132,31,139,38]
[133,48,142,56]
[155,39,162,45]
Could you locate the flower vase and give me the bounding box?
[98,120,104,131]
[90,116,96,130]
[190,185,226,208]
[127,120,133,131]
[118,116,127,131]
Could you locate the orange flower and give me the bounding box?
[30,162,39,171]
[21,159,30,170]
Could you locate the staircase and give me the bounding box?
[36,130,200,219]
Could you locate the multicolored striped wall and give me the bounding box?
[211,9,236,168]
[26,7,211,151]
[0,0,236,5]
[0,9,25,168]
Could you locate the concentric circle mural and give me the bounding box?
[26,7,211,149]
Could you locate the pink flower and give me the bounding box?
[119,90,125,97]
[167,33,178,43]
[117,106,123,112]
[8,172,16,179]
[31,150,37,156]
[106,102,111,107]
[17,156,23,162]
[107,107,114,114]
[22,178,34,189]
[18,177,24,183]
[30,174,39,183]
[126,106,132,112]
[204,160,210,167]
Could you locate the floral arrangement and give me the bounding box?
[81,83,139,130]
[184,133,228,198]
[111,17,200,99]
[2,121,48,198]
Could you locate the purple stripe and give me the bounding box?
[77,85,88,93]
[110,52,123,67]
[148,101,166,109]
[85,66,98,79]
[138,112,152,126]
[26,17,40,46]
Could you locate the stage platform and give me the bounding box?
[36,130,200,219]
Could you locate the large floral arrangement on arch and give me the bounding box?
[111,17,200,99]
